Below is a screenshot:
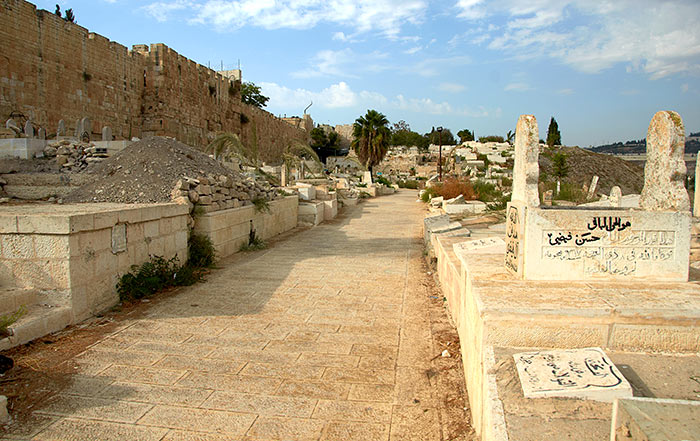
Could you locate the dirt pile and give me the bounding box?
[64,137,278,204]
[539,146,645,195]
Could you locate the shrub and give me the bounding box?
[187,233,216,268]
[398,179,418,189]
[375,176,391,186]
[436,178,477,200]
[501,177,513,187]
[117,255,181,302]
[472,180,500,202]
[0,306,26,337]
[239,236,266,252]
[252,197,270,213]
[420,186,440,203]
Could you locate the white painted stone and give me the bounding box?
[362,171,372,185]
[430,196,444,207]
[610,186,622,207]
[511,115,540,207]
[695,152,700,217]
[586,175,599,200]
[102,126,112,141]
[443,201,487,215]
[24,120,34,138]
[453,237,505,263]
[443,195,466,205]
[514,347,632,402]
[0,395,8,424]
[57,119,65,136]
[297,186,316,201]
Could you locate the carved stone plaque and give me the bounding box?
[514,347,632,402]
[111,223,127,254]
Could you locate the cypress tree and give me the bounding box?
[546,117,561,147]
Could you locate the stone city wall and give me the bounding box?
[1,0,309,162]
[0,0,145,140]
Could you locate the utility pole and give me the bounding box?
[437,127,443,181]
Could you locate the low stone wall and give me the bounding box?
[0,203,189,322]
[1,173,94,199]
[194,196,298,258]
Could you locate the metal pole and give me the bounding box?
[438,128,443,181]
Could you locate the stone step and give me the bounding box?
[0,303,72,351]
[0,288,38,316]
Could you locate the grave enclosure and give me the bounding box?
[429,111,700,441]
[506,111,691,282]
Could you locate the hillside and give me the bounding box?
[539,146,645,195]
[590,138,700,155]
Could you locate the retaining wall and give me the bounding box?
[194,196,298,258]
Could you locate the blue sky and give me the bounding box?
[38,0,700,146]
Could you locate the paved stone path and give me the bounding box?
[14,191,471,440]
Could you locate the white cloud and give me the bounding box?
[403,46,422,55]
[454,0,700,79]
[504,82,531,92]
[261,82,489,117]
[161,0,429,38]
[557,88,574,95]
[332,32,348,42]
[409,55,471,77]
[682,83,689,93]
[260,81,387,110]
[142,0,194,22]
[437,82,466,93]
[292,49,389,79]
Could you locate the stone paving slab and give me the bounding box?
[12,191,473,440]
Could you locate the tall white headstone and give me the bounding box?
[24,120,34,138]
[102,126,112,141]
[57,119,65,136]
[640,111,690,212]
[694,153,700,217]
[610,186,622,207]
[586,175,599,200]
[511,115,540,207]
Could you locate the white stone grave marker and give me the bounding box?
[111,224,127,254]
[513,347,632,402]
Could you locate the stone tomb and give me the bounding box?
[505,111,691,281]
[513,347,632,402]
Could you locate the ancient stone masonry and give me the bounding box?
[0,0,309,162]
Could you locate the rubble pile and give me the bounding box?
[43,140,109,172]
[64,137,282,209]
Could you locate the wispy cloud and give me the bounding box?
[454,0,700,79]
[292,49,389,79]
[557,88,574,95]
[142,0,428,39]
[141,0,195,22]
[437,82,467,93]
[504,82,532,92]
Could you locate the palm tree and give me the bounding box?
[351,109,391,174]
[206,132,257,167]
[283,141,322,180]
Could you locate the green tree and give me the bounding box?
[240,82,269,108]
[506,130,514,145]
[392,120,411,133]
[457,129,474,143]
[426,127,457,145]
[54,4,61,16]
[546,117,561,146]
[64,8,75,22]
[478,135,505,143]
[552,152,569,180]
[309,127,340,162]
[391,129,429,149]
[351,110,391,173]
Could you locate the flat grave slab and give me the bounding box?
[612,397,700,441]
[514,347,632,402]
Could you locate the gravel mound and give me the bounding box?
[64,137,260,204]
